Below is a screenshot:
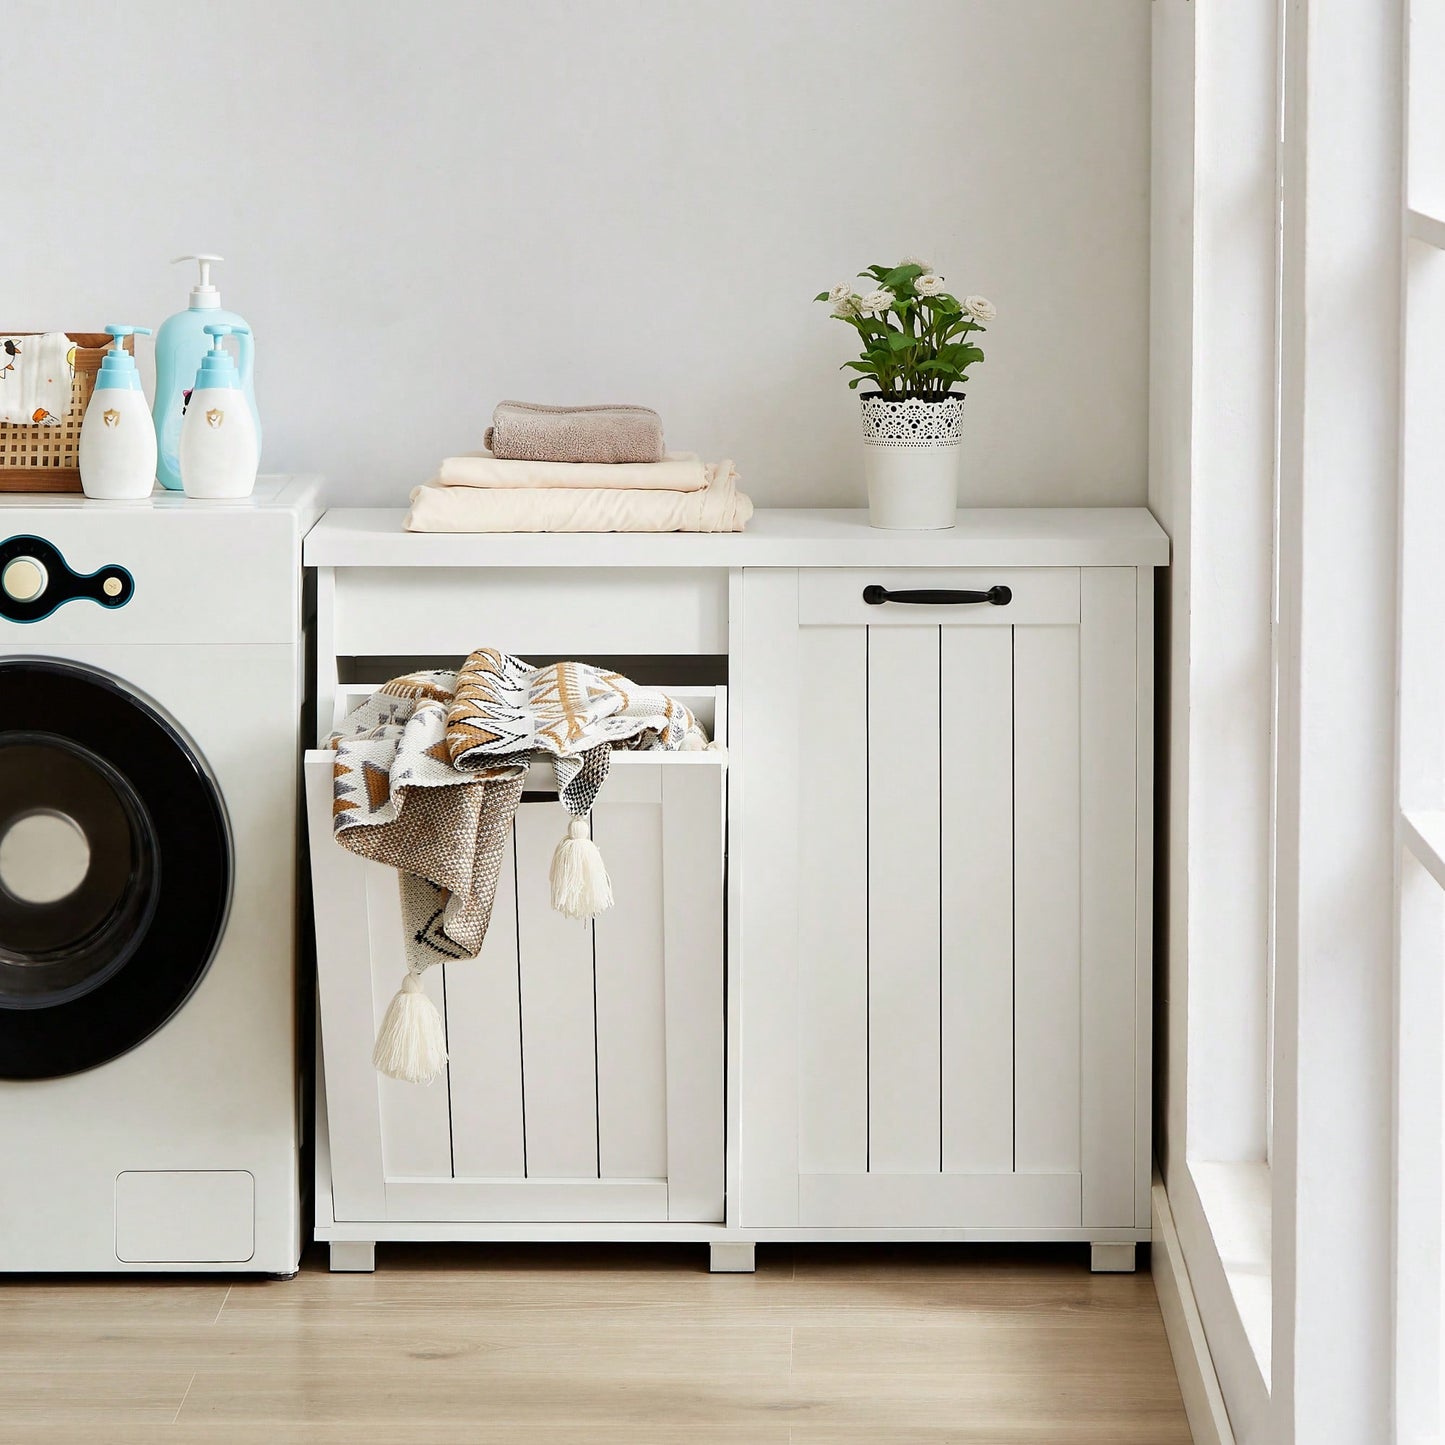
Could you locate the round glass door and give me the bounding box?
[0,660,231,1078]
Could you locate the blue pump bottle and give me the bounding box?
[152,255,260,491]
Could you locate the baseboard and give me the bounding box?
[1153,1176,1236,1445]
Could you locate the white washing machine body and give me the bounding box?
[0,476,320,1273]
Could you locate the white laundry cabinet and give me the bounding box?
[303,508,1167,1272]
[734,562,1154,1265]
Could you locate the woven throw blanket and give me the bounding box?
[330,650,706,1083]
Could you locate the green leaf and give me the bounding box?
[886,331,912,352]
[841,360,876,372]
[883,264,923,287]
[814,291,831,302]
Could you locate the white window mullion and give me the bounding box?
[1273,0,1403,1440]
[1395,0,1445,1435]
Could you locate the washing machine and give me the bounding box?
[0,476,320,1273]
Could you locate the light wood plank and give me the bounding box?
[592,797,669,1182]
[25,1236,1173,1439]
[1012,625,1083,1178]
[660,763,727,1221]
[867,625,943,1175]
[1079,568,1139,1228]
[514,803,599,1180]
[445,827,527,1180]
[798,625,869,1175]
[940,626,1015,1174]
[165,1244,1185,1439]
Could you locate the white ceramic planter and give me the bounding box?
[860,394,966,530]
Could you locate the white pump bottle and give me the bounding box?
[78,326,157,500]
[178,324,258,499]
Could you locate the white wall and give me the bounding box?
[4,0,1150,508]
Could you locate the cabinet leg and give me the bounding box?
[709,1241,756,1274]
[1090,1242,1137,1273]
[329,1240,376,1273]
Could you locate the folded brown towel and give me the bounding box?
[484,400,665,465]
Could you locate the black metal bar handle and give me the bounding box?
[862,584,1012,607]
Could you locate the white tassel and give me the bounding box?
[372,972,448,1084]
[550,815,614,920]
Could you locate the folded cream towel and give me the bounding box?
[437,450,707,492]
[485,401,665,464]
[407,460,753,534]
[0,332,74,425]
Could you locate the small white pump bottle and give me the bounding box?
[78,326,157,500]
[179,324,258,498]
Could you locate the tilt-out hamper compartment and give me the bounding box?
[304,686,727,1258]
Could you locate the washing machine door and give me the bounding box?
[0,659,231,1078]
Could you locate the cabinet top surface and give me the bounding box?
[304,506,1169,568]
[0,474,323,520]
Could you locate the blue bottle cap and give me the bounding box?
[93,325,152,392]
[193,323,251,391]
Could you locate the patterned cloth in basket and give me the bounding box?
[329,649,707,1083]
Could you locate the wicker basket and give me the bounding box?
[0,333,135,493]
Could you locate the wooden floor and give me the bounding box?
[0,1242,1190,1444]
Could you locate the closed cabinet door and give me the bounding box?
[737,567,1146,1233]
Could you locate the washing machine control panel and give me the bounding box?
[0,535,133,624]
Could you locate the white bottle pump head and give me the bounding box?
[173,254,224,310]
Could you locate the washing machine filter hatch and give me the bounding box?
[0,659,231,1078]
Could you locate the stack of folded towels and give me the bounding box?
[406,401,753,534]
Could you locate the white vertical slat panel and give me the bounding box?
[369,869,454,1181]
[445,827,527,1179]
[591,796,668,1181]
[1132,568,1156,1229]
[514,803,599,1178]
[867,624,943,1174]
[1079,569,1138,1226]
[940,626,1015,1174]
[797,625,870,1175]
[725,574,745,1230]
[305,752,386,1220]
[736,568,803,1226]
[661,763,727,1221]
[1013,623,1082,1177]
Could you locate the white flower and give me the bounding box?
[827,281,854,304]
[914,272,947,296]
[856,288,896,316]
[962,294,997,322]
[831,293,861,318]
[901,254,932,271]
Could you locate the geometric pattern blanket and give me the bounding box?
[330,649,705,977]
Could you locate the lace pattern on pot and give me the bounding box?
[859,395,966,448]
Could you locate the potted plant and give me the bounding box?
[816,258,995,529]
